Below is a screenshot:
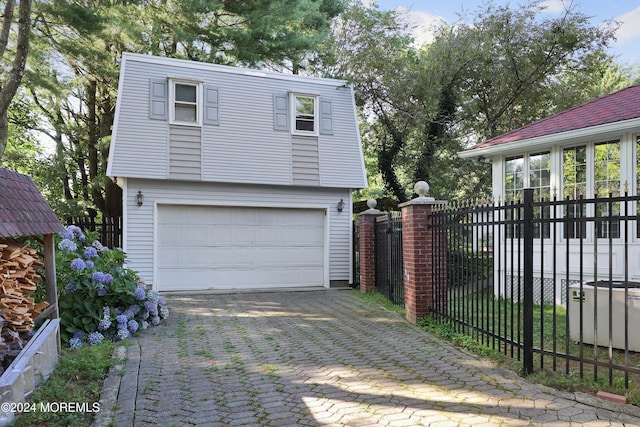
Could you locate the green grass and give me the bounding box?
[12,340,114,427]
[418,289,640,406]
[356,290,405,314]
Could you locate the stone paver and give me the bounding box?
[93,290,640,426]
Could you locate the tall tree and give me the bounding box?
[26,0,343,218]
[330,1,620,201]
[0,0,32,160]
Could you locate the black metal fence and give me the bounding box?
[66,216,123,249]
[375,212,404,307]
[430,189,640,388]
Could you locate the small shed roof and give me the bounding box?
[467,84,640,151]
[0,167,64,238]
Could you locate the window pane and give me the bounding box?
[295,96,316,132]
[563,146,587,238]
[175,84,197,103]
[295,96,315,116]
[637,136,640,238]
[529,152,551,238]
[175,104,196,122]
[563,146,586,199]
[594,140,620,238]
[296,118,315,131]
[505,156,524,202]
[505,156,524,239]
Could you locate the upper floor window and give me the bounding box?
[170,80,201,125]
[291,94,318,135]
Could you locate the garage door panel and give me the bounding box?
[157,205,325,291]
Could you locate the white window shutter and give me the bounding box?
[273,93,289,131]
[319,97,333,135]
[204,85,220,125]
[149,79,168,120]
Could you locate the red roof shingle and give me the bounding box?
[469,84,640,150]
[0,167,64,238]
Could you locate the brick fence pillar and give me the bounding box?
[357,200,381,293]
[400,182,447,324]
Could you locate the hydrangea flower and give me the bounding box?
[64,283,78,294]
[146,290,159,303]
[116,314,127,325]
[158,296,166,307]
[160,307,169,320]
[59,229,74,241]
[140,320,149,330]
[70,258,86,271]
[116,328,130,341]
[98,287,107,296]
[84,246,99,259]
[68,225,87,242]
[69,337,84,349]
[128,304,141,316]
[127,319,139,334]
[85,260,95,269]
[92,272,113,285]
[103,306,111,318]
[87,332,105,346]
[124,307,135,319]
[133,287,146,301]
[92,240,106,251]
[144,300,158,315]
[98,317,112,331]
[151,316,161,326]
[139,309,150,320]
[58,239,77,252]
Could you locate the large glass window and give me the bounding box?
[563,145,587,238]
[594,141,620,238]
[530,152,551,239]
[505,156,524,203]
[637,136,640,238]
[504,153,550,238]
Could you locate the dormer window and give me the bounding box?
[170,79,202,126]
[291,94,318,136]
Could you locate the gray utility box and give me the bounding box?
[569,281,640,352]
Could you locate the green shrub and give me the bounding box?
[56,225,168,347]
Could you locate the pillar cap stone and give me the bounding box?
[358,198,381,215]
[398,181,449,207]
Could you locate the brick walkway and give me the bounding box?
[94,290,640,426]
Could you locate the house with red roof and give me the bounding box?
[459,84,640,303]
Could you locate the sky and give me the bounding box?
[375,0,640,66]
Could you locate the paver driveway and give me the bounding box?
[96,289,640,426]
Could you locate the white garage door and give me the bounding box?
[156,205,325,291]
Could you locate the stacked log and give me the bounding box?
[0,239,48,335]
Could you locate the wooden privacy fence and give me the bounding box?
[66,216,123,249]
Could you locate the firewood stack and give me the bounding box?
[0,238,49,335]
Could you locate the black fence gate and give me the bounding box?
[375,212,404,307]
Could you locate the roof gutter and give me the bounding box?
[458,117,640,159]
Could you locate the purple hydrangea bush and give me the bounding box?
[57,225,169,347]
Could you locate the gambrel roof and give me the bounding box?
[0,168,64,238]
[463,84,640,156]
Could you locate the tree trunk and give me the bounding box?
[0,111,7,160]
[0,0,32,160]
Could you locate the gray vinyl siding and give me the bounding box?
[110,54,366,188]
[125,179,352,287]
[292,136,319,186]
[169,125,201,180]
